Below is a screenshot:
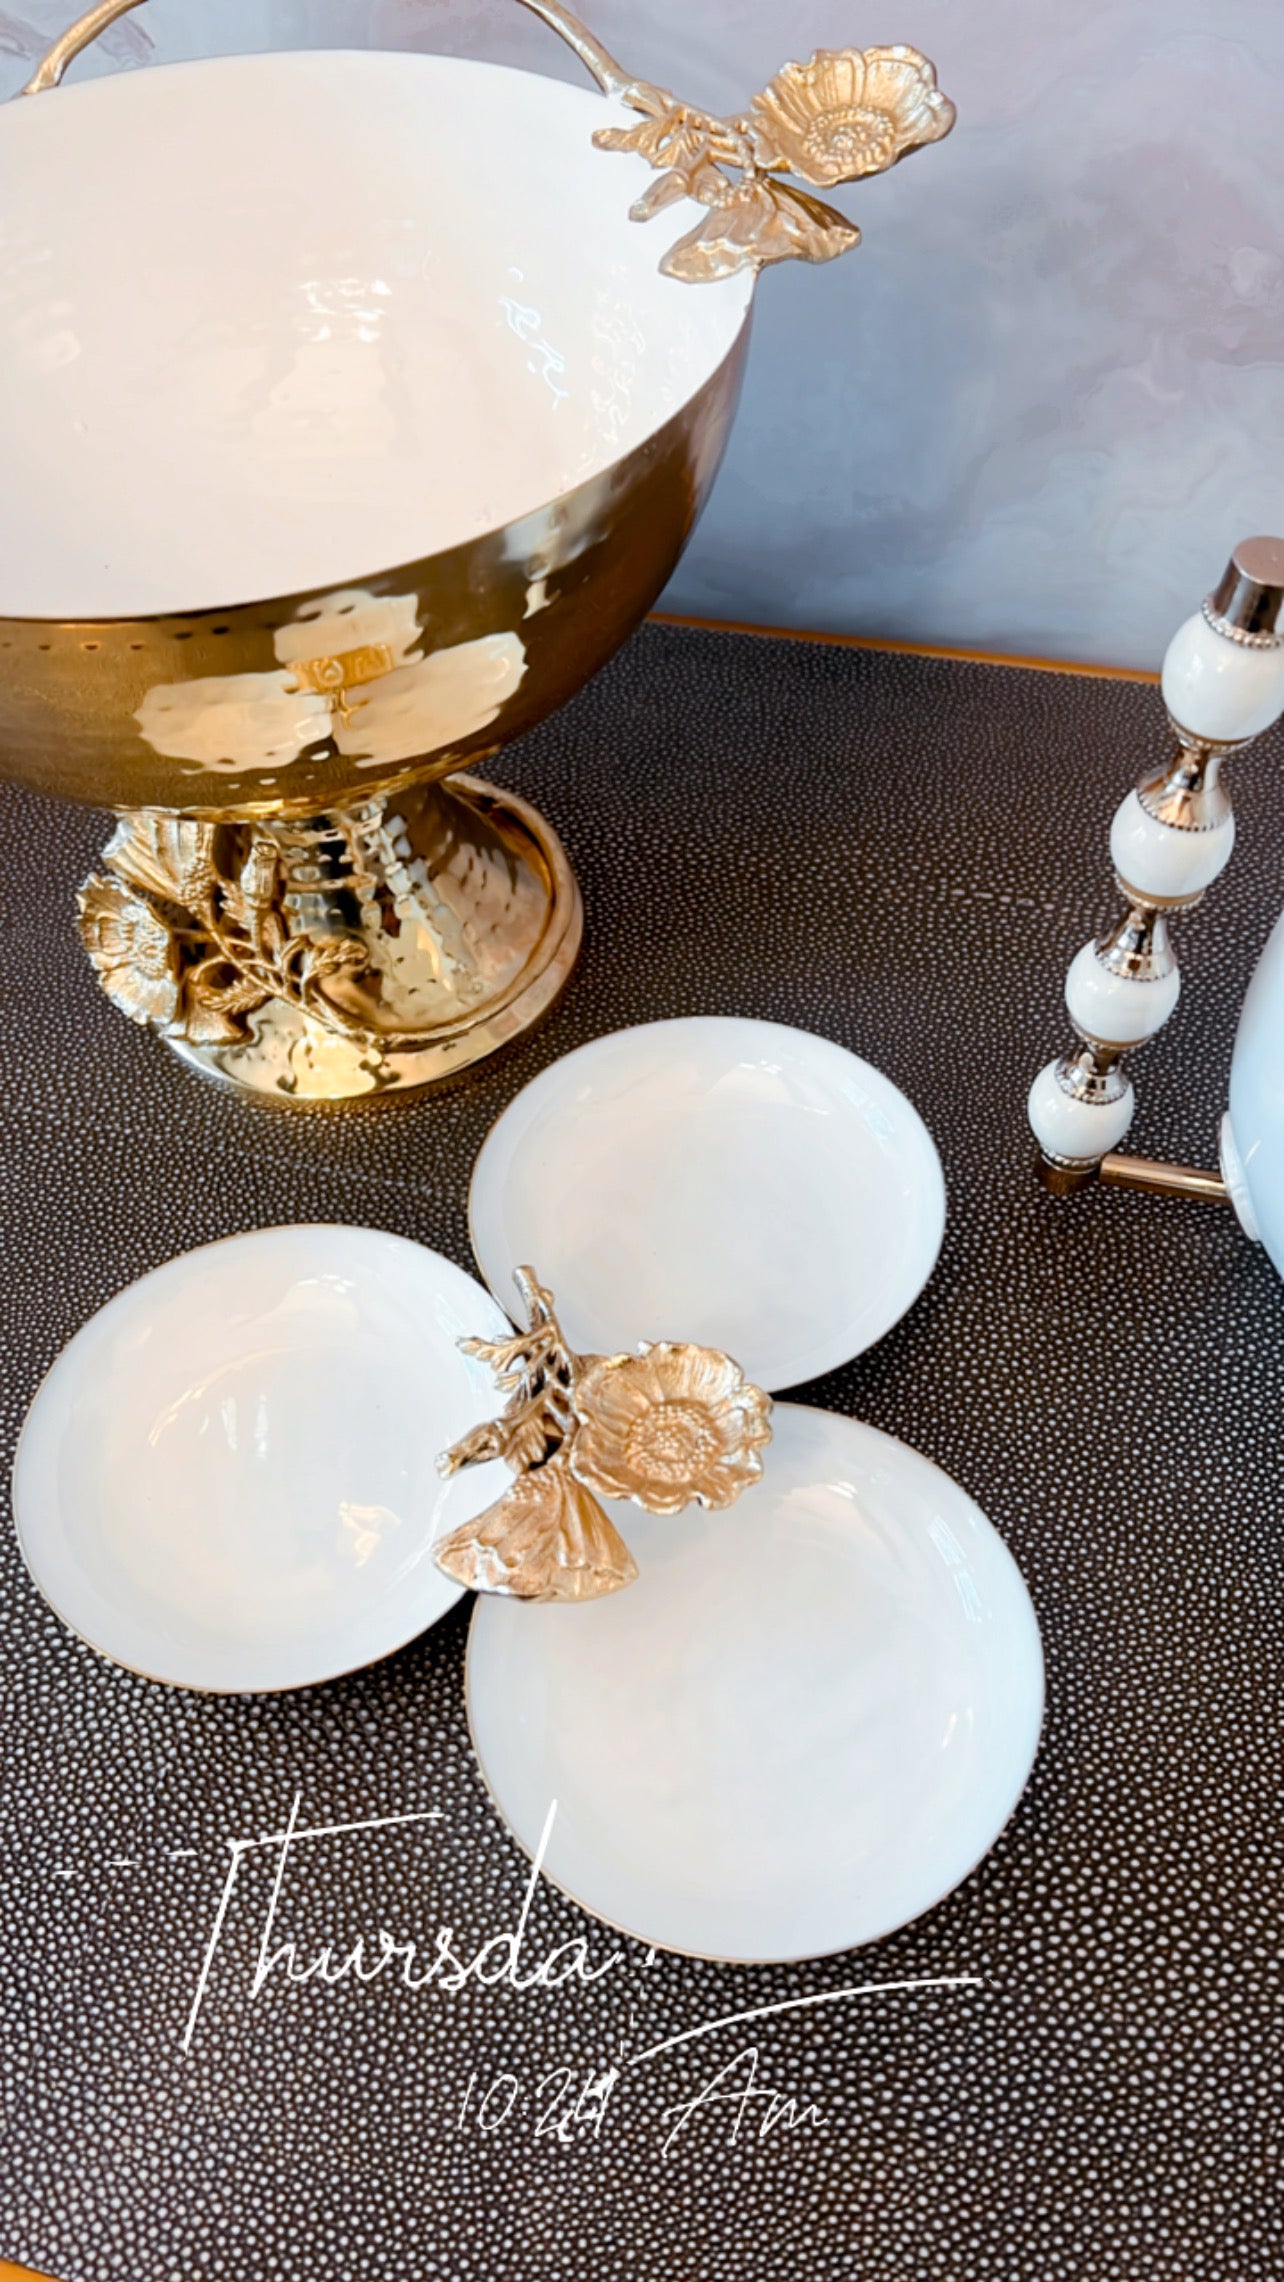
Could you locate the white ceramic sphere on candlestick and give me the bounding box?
[1160,612,1284,744]
[1109,791,1235,903]
[1063,938,1181,1048]
[1027,1061,1135,1165]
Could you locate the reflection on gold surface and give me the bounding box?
[135,590,527,776]
[0,337,747,849]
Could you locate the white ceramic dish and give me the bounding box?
[1223,904,1284,1265]
[0,49,751,621]
[467,1403,1043,1962]
[11,1225,511,1693]
[469,1017,946,1390]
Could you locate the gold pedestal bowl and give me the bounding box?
[0,1,954,1101]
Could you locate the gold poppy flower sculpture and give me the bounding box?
[593,43,955,282]
[77,815,369,1050]
[436,1268,772,1603]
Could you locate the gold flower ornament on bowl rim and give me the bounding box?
[749,46,956,186]
[593,38,956,280]
[435,1269,772,1603]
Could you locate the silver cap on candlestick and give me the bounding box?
[1203,536,1284,649]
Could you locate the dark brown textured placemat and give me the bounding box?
[2,624,1282,2282]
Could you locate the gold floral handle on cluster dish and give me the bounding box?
[435,1268,773,1602]
[24,3,955,281]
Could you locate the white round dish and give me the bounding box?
[12,1225,511,1693]
[469,1017,946,1390]
[1225,904,1284,1267]
[0,50,750,620]
[467,1403,1043,1963]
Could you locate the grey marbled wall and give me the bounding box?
[4,0,1283,665]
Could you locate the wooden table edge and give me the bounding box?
[649,610,1161,683]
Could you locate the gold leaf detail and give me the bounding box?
[438,1421,508,1478]
[102,815,218,909]
[628,167,695,224]
[593,81,743,174]
[298,937,368,985]
[660,176,859,282]
[176,997,261,1047]
[441,1272,578,1494]
[503,1408,561,1475]
[435,1462,639,1603]
[184,959,271,1016]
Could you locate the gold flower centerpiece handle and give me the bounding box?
[594,43,956,282]
[436,1268,772,1602]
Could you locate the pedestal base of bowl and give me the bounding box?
[76,775,582,1103]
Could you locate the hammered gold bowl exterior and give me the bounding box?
[0,344,746,823]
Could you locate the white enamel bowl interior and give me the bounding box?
[0,50,752,618]
[469,1017,947,1391]
[11,1225,512,1692]
[468,1404,1044,1961]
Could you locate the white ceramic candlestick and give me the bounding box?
[1030,537,1284,1184]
